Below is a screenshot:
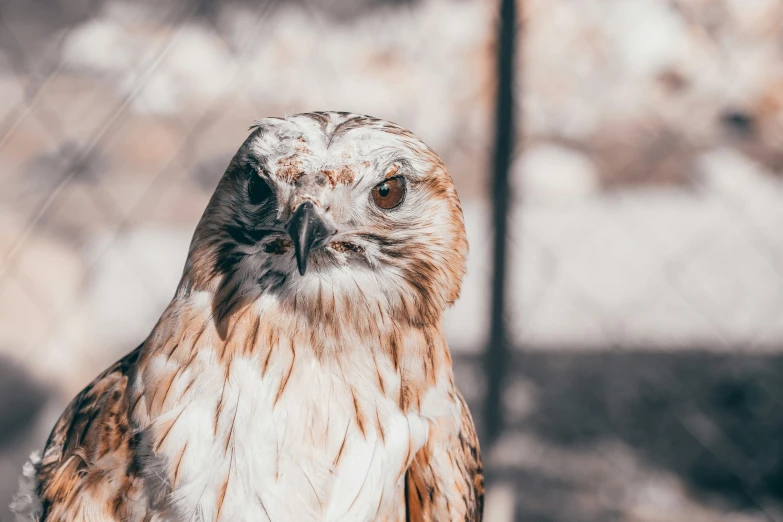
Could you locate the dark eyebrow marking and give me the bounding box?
[327,115,380,147]
[300,112,331,134]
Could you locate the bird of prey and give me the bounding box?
[12,112,483,522]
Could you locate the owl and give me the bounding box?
[12,112,483,521]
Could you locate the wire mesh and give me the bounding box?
[0,1,782,521]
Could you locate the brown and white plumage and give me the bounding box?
[13,112,483,521]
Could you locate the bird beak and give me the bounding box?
[287,201,333,275]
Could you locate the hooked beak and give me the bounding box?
[287,201,333,275]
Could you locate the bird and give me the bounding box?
[11,111,484,522]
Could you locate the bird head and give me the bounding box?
[183,112,468,331]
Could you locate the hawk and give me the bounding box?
[12,112,483,522]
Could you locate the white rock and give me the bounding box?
[514,144,599,204]
[510,148,783,351]
[62,18,134,72]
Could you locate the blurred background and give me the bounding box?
[1,0,783,520]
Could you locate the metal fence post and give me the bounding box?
[484,0,517,444]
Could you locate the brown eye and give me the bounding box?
[371,177,406,210]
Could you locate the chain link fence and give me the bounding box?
[1,0,782,521]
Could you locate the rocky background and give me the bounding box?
[1,0,782,520]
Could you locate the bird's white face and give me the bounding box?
[184,112,467,330]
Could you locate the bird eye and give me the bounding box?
[371,177,405,210]
[248,169,273,205]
